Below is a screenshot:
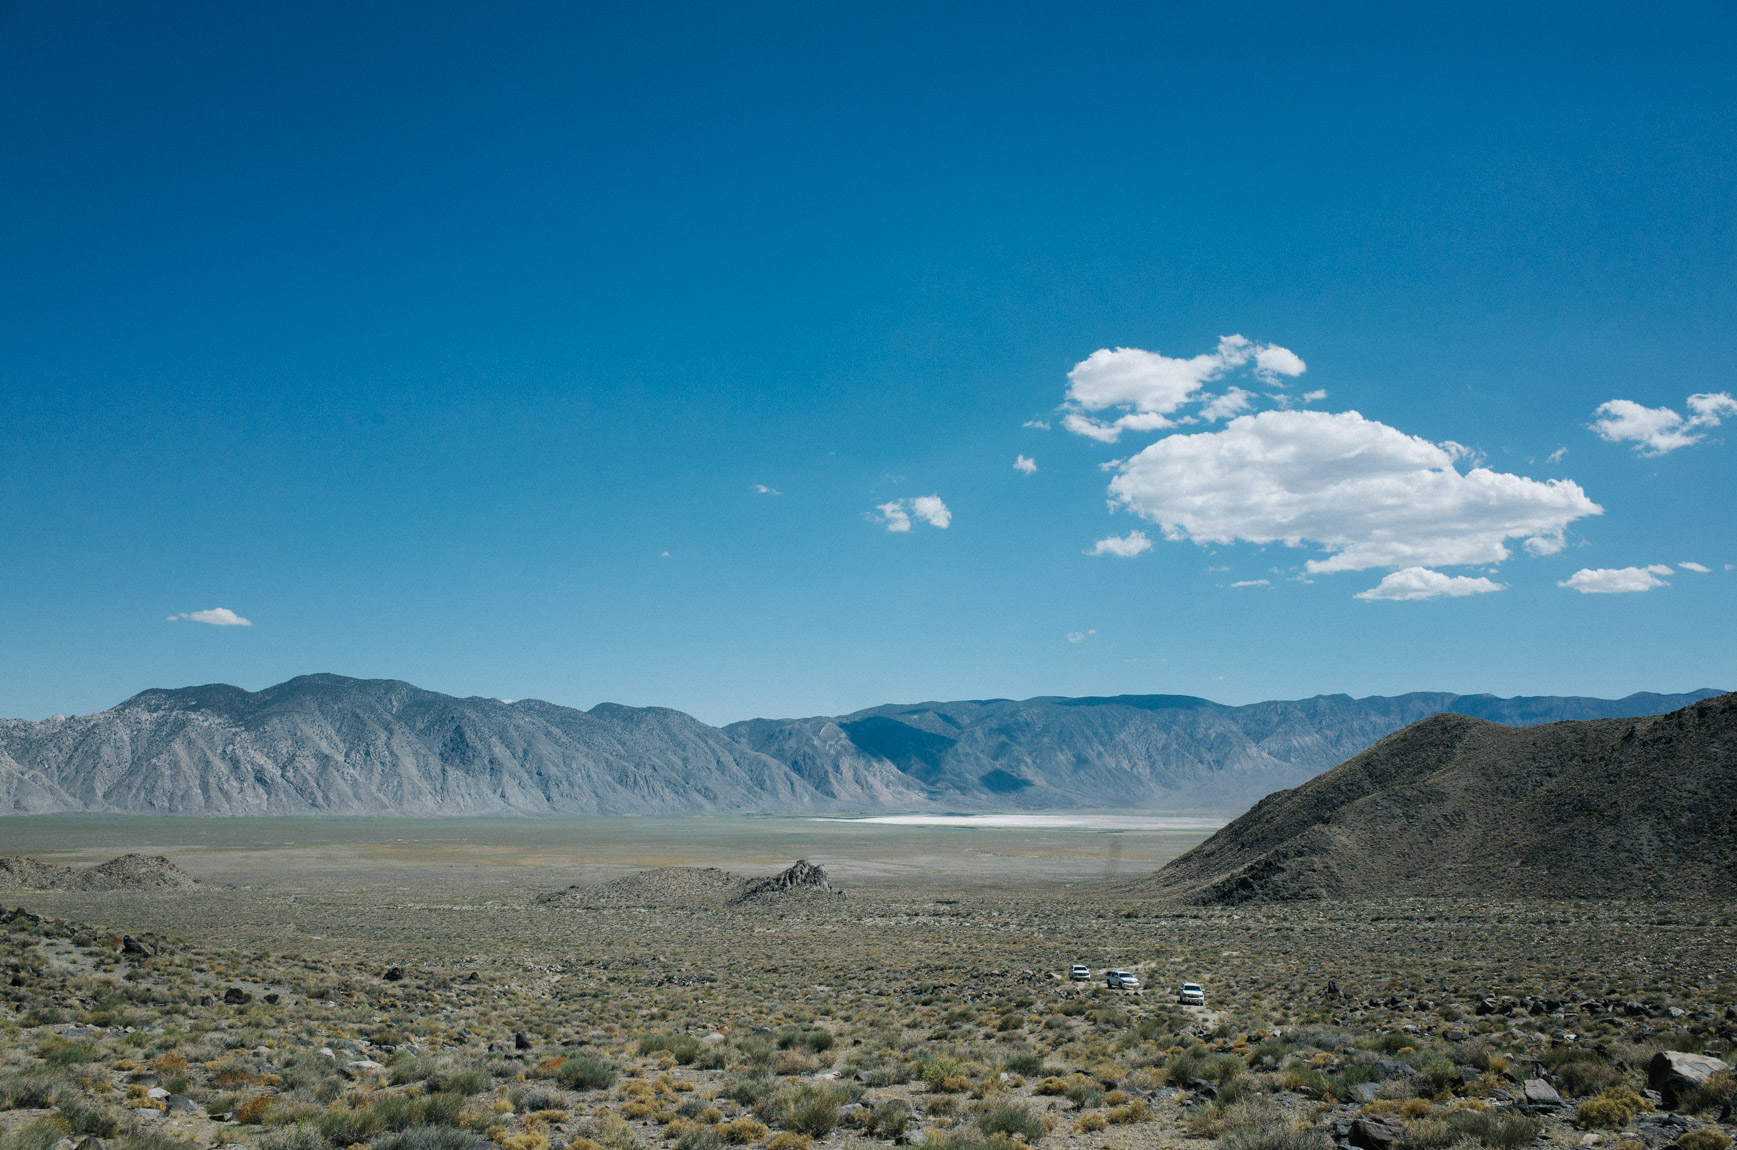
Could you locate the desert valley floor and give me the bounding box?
[0,817,1730,1150]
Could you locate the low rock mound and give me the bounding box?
[0,857,78,889]
[540,860,842,909]
[538,866,751,908]
[0,854,197,891]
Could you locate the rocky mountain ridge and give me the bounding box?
[1133,691,1737,902]
[0,674,1721,816]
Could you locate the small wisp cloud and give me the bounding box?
[873,495,951,532]
[1356,568,1506,601]
[1087,530,1152,558]
[168,608,252,626]
[1560,565,1673,594]
[1591,392,1737,455]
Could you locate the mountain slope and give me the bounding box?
[1131,692,1737,903]
[725,689,1723,810]
[0,675,928,816]
[0,676,1721,816]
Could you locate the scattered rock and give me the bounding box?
[120,935,153,957]
[383,966,406,982]
[514,1031,532,1050]
[222,987,251,1005]
[1351,1116,1406,1150]
[1523,1079,1563,1106]
[166,1096,199,1114]
[1647,1050,1732,1108]
[344,1060,386,1077]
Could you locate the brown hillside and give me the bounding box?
[1132,692,1737,903]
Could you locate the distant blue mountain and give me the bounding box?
[0,675,1720,815]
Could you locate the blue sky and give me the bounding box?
[2,2,1733,723]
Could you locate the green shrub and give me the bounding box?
[1168,1045,1244,1086]
[38,1040,98,1067]
[1063,1079,1104,1110]
[1675,1131,1732,1150]
[672,1125,721,1150]
[638,1033,702,1065]
[371,1127,489,1150]
[1001,1052,1046,1077]
[58,1099,121,1138]
[444,1068,491,1096]
[977,1102,1046,1141]
[0,1074,65,1110]
[726,1075,774,1108]
[775,1030,834,1053]
[254,1126,327,1150]
[0,1119,68,1150]
[760,1084,856,1137]
[866,1101,912,1141]
[1442,1109,1540,1150]
[319,1105,379,1144]
[555,1054,618,1091]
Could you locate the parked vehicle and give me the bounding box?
[1178,981,1206,1005]
[1069,964,1090,981]
[1105,969,1140,990]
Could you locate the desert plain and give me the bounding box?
[0,816,1730,1150]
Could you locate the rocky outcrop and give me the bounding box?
[733,860,832,902]
[1133,692,1737,902]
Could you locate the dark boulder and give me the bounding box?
[1647,1050,1731,1108]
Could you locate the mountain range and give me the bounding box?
[0,674,1722,816]
[1135,691,1737,902]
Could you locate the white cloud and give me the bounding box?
[752,484,782,495]
[1679,561,1711,573]
[1198,387,1255,422]
[1066,629,1096,643]
[874,502,911,532]
[1013,455,1037,474]
[1022,419,1051,430]
[1355,568,1506,601]
[1559,565,1673,594]
[1546,445,1568,464]
[1301,389,1328,403]
[1061,336,1305,442]
[1106,409,1601,574]
[1590,392,1737,455]
[169,608,252,626]
[1087,530,1153,558]
[874,496,950,531]
[1254,344,1306,381]
[1229,579,1270,588]
[910,495,951,528]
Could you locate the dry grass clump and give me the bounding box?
[1575,1086,1651,1129]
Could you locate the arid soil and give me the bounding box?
[0,822,1730,1150]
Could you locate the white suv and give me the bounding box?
[1178,982,1206,1005]
[1069,964,1090,981]
[1105,969,1140,990]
